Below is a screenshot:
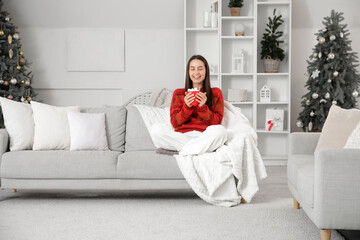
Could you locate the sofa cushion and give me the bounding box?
[125,106,155,151]
[316,105,360,151]
[117,151,184,179]
[287,154,314,189]
[1,150,121,179]
[82,106,126,152]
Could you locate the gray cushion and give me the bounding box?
[117,151,184,179]
[125,106,155,151]
[287,154,314,189]
[82,106,126,152]
[1,150,121,179]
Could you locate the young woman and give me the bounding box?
[151,55,227,155]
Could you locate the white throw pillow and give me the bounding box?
[67,111,108,151]
[344,121,360,149]
[0,97,34,151]
[31,101,80,150]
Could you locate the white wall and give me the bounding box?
[3,0,360,131]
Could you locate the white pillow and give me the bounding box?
[31,101,80,150]
[0,97,34,151]
[67,111,108,151]
[344,121,360,149]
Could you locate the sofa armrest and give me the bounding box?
[314,148,360,229]
[289,132,320,155]
[0,129,9,157]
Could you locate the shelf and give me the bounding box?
[257,73,289,76]
[222,73,254,76]
[228,101,254,105]
[221,16,254,20]
[258,2,290,6]
[185,28,218,32]
[257,102,289,105]
[261,155,288,160]
[221,36,254,40]
[256,129,289,134]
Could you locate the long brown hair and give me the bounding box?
[185,55,213,109]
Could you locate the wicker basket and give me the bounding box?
[263,56,280,73]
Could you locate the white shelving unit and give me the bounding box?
[184,0,291,164]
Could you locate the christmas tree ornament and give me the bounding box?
[21,96,25,102]
[320,99,327,103]
[327,78,332,83]
[0,79,4,84]
[27,96,32,101]
[25,80,31,86]
[8,35,12,44]
[19,58,25,65]
[16,65,21,70]
[352,90,359,97]
[296,121,303,128]
[318,52,322,58]
[9,49,13,58]
[312,92,319,99]
[13,33,19,39]
[332,100,337,105]
[310,111,315,117]
[5,16,10,21]
[20,51,23,55]
[322,28,327,33]
[4,80,9,86]
[333,71,339,77]
[10,78,17,85]
[7,95,13,100]
[312,52,317,58]
[21,80,25,84]
[325,92,330,99]
[318,37,326,44]
[308,121,313,132]
[306,99,310,105]
[311,69,320,79]
[330,35,336,41]
[340,32,344,38]
[0,30,4,36]
[328,52,335,59]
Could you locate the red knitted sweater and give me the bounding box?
[170,88,224,133]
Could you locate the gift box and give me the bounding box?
[265,108,284,131]
[228,89,247,102]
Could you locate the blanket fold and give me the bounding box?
[135,99,267,207]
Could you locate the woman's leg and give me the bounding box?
[179,125,227,155]
[150,123,191,151]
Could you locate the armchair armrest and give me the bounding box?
[0,129,9,157]
[314,148,360,229]
[289,132,320,155]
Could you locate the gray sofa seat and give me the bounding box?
[117,151,184,180]
[1,150,121,179]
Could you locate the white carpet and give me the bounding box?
[0,166,345,240]
[0,192,344,240]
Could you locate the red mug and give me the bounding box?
[188,90,199,106]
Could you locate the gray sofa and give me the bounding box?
[0,95,191,192]
[288,132,360,240]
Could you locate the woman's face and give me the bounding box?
[189,59,206,86]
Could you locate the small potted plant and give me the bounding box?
[260,9,285,73]
[228,0,244,16]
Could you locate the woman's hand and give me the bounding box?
[184,92,195,107]
[197,92,207,107]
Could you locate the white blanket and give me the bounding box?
[135,102,267,207]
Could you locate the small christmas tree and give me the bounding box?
[297,10,360,132]
[0,0,36,127]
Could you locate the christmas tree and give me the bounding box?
[0,0,36,127]
[297,10,360,132]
